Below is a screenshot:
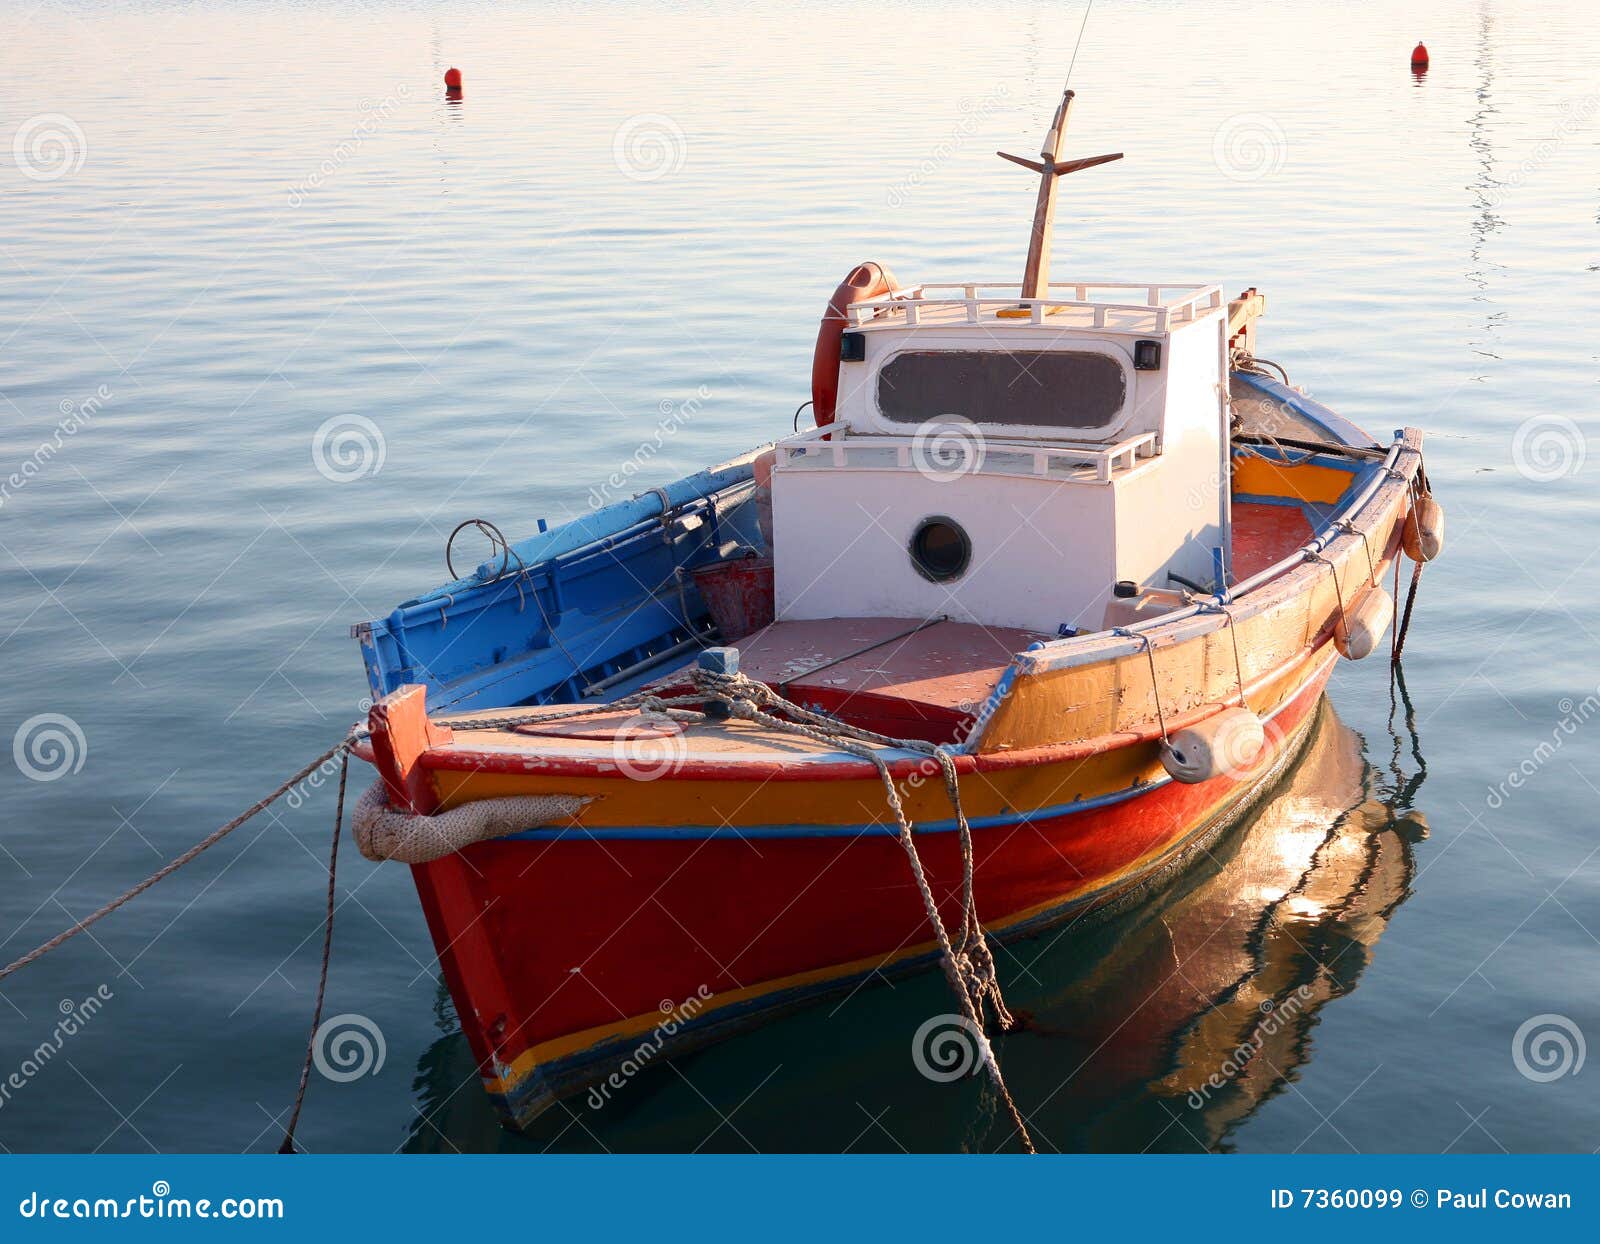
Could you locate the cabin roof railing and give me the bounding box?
[776,421,1160,484]
[847,282,1224,334]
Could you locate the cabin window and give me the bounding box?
[909,516,971,583]
[877,349,1126,430]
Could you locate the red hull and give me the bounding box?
[410,652,1336,1125]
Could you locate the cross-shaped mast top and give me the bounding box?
[997,89,1123,300]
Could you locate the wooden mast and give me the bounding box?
[998,89,1123,301]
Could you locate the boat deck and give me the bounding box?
[1231,498,1313,577]
[429,500,1318,756]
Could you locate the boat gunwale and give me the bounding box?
[393,630,1340,784]
[450,646,1339,835]
[1016,428,1416,672]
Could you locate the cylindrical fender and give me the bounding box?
[1160,706,1266,785]
[1402,492,1445,562]
[1336,586,1396,660]
[751,448,776,551]
[810,261,899,427]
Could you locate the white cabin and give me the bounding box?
[771,282,1232,634]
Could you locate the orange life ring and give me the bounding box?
[810,262,898,427]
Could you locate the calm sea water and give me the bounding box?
[2,0,1596,1153]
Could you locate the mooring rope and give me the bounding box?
[0,733,361,983]
[1393,559,1425,664]
[428,669,1034,1147]
[2,668,1037,1146]
[675,668,1035,1152]
[278,749,350,1154]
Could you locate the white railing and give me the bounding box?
[845,282,1225,333]
[776,424,1159,484]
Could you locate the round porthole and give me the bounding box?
[909,516,972,583]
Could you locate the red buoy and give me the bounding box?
[444,67,463,92]
[1410,42,1429,68]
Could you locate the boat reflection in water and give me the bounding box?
[405,693,1428,1153]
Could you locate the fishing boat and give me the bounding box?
[400,699,1429,1152]
[348,88,1444,1132]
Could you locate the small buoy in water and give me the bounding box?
[1160,706,1265,785]
[1402,493,1445,562]
[444,67,463,93]
[1336,586,1395,661]
[1410,42,1429,69]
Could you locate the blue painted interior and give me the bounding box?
[354,459,767,711]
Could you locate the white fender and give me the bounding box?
[1336,586,1395,660]
[1402,493,1445,562]
[351,781,588,863]
[1160,706,1266,784]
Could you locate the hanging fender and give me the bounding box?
[1402,491,1445,562]
[1335,586,1396,660]
[810,262,899,427]
[1159,706,1266,785]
